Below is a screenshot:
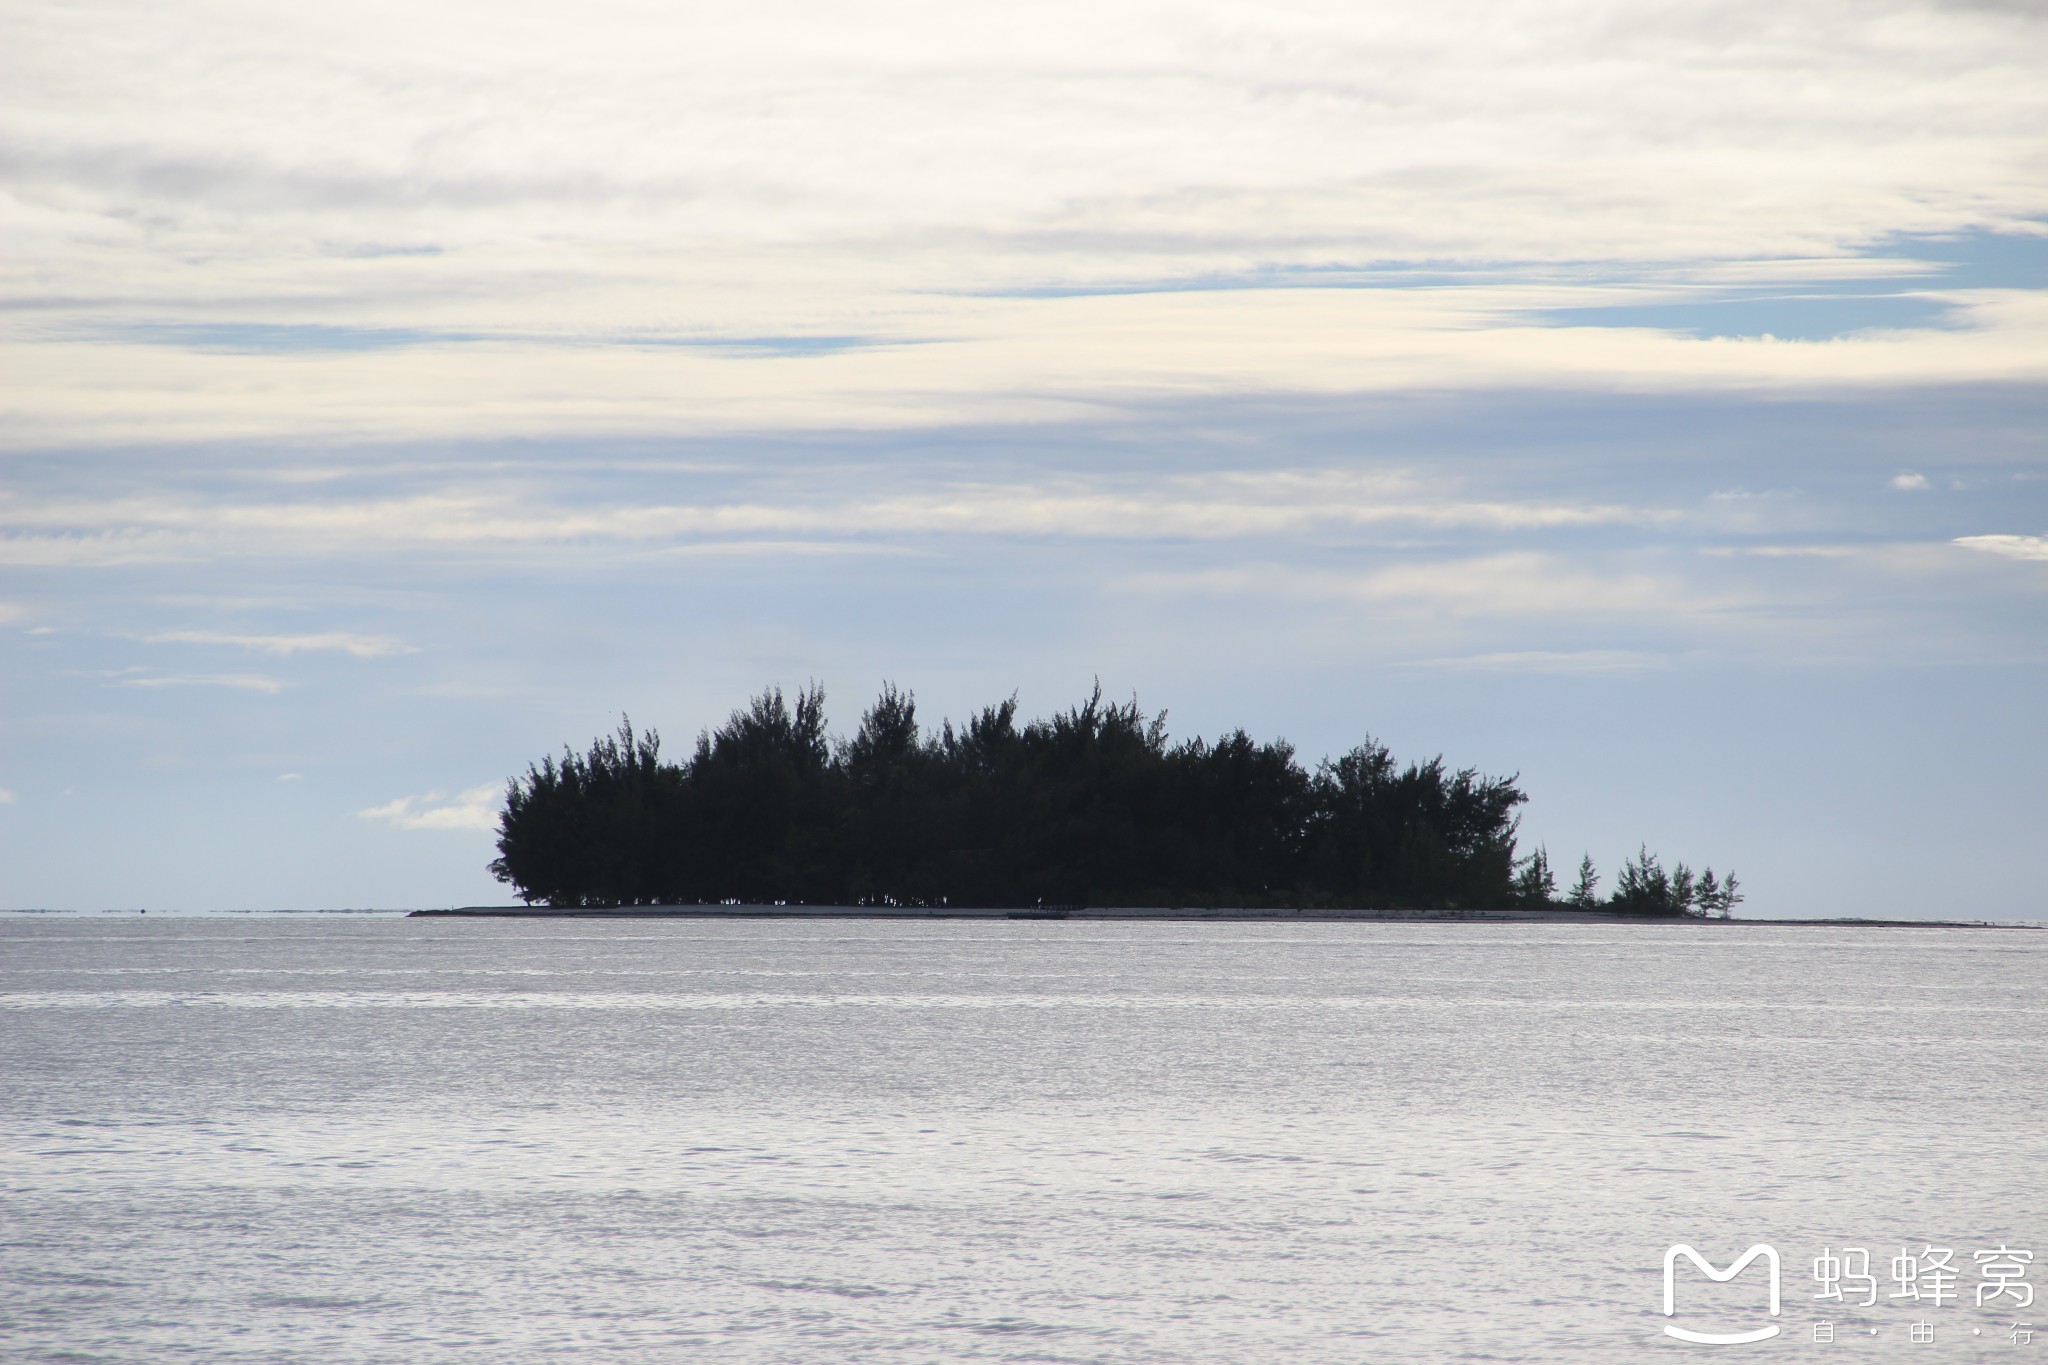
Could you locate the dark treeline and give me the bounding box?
[489,684,1740,915]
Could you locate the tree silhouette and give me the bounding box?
[1512,846,1556,907]
[490,685,1738,915]
[1565,854,1600,909]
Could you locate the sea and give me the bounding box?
[2,915,2041,1362]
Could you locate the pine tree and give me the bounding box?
[1566,853,1599,909]
[1612,846,1673,912]
[1696,868,1743,918]
[1512,845,1556,907]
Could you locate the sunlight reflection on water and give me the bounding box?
[2,918,2041,1362]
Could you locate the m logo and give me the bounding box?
[1663,1244,1782,1344]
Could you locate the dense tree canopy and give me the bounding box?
[490,684,1739,914]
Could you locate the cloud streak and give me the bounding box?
[1401,650,1679,675]
[6,288,2046,446]
[1118,554,1698,620]
[1955,533,2048,561]
[359,784,502,833]
[112,673,283,693]
[144,630,416,657]
[1,474,1657,564]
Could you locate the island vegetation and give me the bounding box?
[489,683,1741,916]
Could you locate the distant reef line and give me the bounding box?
[408,905,2031,928]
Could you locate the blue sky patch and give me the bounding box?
[1880,225,2048,289]
[624,334,888,356]
[113,323,478,353]
[1530,293,1957,341]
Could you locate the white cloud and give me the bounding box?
[359,783,502,832]
[4,0,2046,446]
[277,772,303,782]
[0,787,17,804]
[114,673,283,693]
[145,630,416,657]
[12,0,2046,269]
[1891,472,1932,490]
[1954,533,2048,561]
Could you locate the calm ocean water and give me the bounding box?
[2,916,2041,1362]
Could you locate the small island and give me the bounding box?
[478,684,1740,918]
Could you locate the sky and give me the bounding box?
[3,0,2045,916]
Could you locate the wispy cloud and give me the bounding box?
[1402,649,1678,674]
[359,784,502,833]
[640,539,926,561]
[144,630,416,657]
[114,674,283,693]
[1891,472,1932,490]
[6,0,2047,446]
[1119,554,1694,619]
[1955,533,2048,561]
[0,787,17,805]
[1703,544,1861,558]
[8,289,2047,447]
[1,474,1656,564]
[11,2,2046,274]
